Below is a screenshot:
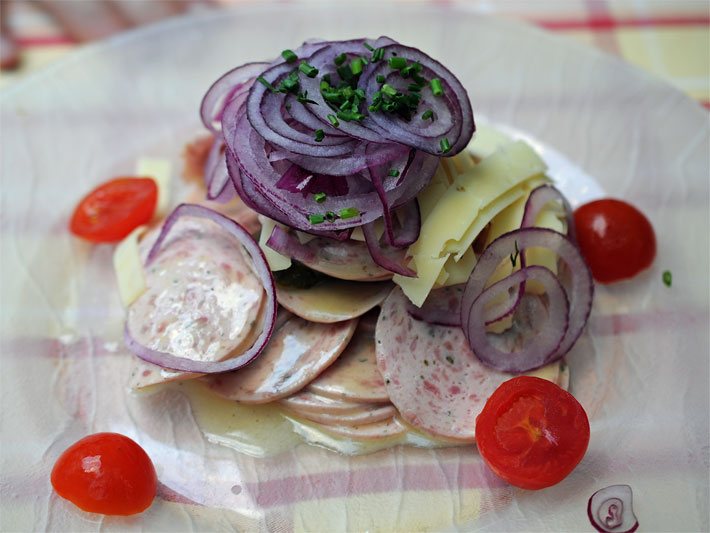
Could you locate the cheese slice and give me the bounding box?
[136,157,171,218]
[258,216,292,271]
[467,124,514,160]
[113,225,148,307]
[441,245,477,287]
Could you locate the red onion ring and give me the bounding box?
[522,184,576,242]
[461,228,593,373]
[362,218,416,277]
[587,485,639,533]
[200,62,268,133]
[124,204,277,373]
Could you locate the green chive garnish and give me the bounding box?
[440,137,451,153]
[257,76,276,92]
[422,109,434,121]
[376,74,386,84]
[372,48,384,62]
[299,61,319,78]
[325,211,337,222]
[430,78,444,96]
[314,129,325,142]
[381,84,398,97]
[327,114,340,127]
[309,214,325,224]
[388,169,400,177]
[339,207,360,219]
[663,270,672,287]
[350,57,364,75]
[281,49,298,63]
[313,192,327,203]
[388,56,407,70]
[363,43,375,52]
[334,53,347,66]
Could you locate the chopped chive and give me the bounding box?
[376,74,386,84]
[430,78,444,96]
[281,49,298,63]
[308,214,325,224]
[336,110,365,122]
[299,61,319,78]
[350,57,364,75]
[439,137,451,153]
[388,56,407,70]
[354,88,366,99]
[314,129,325,142]
[388,169,400,177]
[313,192,327,203]
[297,91,317,105]
[256,76,276,92]
[510,240,520,267]
[381,84,398,97]
[371,48,384,62]
[325,211,337,222]
[334,52,347,66]
[336,65,353,82]
[663,270,672,287]
[363,42,375,52]
[421,109,434,121]
[327,114,340,127]
[339,207,360,219]
[408,83,422,92]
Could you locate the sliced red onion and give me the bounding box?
[359,43,475,155]
[265,225,317,264]
[362,219,416,277]
[406,284,464,326]
[522,184,576,242]
[461,228,593,372]
[125,204,277,373]
[204,135,235,203]
[200,62,268,133]
[588,485,639,533]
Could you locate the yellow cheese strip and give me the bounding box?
[258,216,292,271]
[467,124,514,160]
[394,255,448,307]
[136,157,171,218]
[410,140,547,261]
[113,225,148,307]
[441,246,477,286]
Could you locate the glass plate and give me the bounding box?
[1,4,708,531]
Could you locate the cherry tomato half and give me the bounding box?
[69,178,157,243]
[573,198,656,283]
[51,432,157,515]
[475,376,590,490]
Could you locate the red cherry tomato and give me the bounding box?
[573,198,656,283]
[69,178,157,243]
[51,433,157,515]
[475,376,590,490]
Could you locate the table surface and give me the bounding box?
[1,0,709,111]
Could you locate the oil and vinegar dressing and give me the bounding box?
[174,381,467,457]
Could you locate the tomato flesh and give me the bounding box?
[51,432,157,515]
[475,376,590,490]
[573,198,656,283]
[69,178,157,243]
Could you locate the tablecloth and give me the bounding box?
[1,0,709,110]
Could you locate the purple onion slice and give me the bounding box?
[461,228,593,373]
[522,184,576,242]
[124,204,277,373]
[587,485,639,533]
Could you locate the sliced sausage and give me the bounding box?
[375,287,561,441]
[203,315,357,403]
[307,310,389,403]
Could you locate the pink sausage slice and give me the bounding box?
[280,391,380,415]
[127,217,264,387]
[281,402,397,427]
[307,311,389,403]
[204,315,357,403]
[293,416,408,440]
[376,287,559,441]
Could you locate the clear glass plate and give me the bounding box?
[1,4,708,531]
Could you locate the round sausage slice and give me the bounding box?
[203,315,357,403]
[375,287,561,441]
[277,280,391,323]
[280,391,379,416]
[127,217,264,386]
[307,311,389,403]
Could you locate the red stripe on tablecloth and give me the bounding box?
[534,15,710,31]
[245,460,506,508]
[15,35,76,47]
[700,100,710,110]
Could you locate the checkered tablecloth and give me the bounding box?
[1,0,709,109]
